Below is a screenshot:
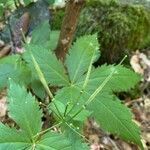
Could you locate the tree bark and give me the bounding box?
[55,0,85,62]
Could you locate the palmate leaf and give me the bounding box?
[65,34,100,84]
[49,87,90,150]
[23,44,69,86]
[53,84,143,148]
[0,124,72,150]
[60,84,142,148]
[51,55,142,148]
[8,80,42,139]
[71,63,142,148]
[49,86,91,122]
[0,80,72,150]
[76,65,140,92]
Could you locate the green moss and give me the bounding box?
[51,9,65,30]
[51,0,150,64]
[76,0,150,64]
[141,35,150,48]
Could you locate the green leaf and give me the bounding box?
[36,131,71,150]
[49,30,60,51]
[53,86,82,105]
[0,123,30,150]
[86,91,143,149]
[65,34,100,84]
[31,80,46,100]
[0,64,16,89]
[0,55,31,89]
[73,109,91,122]
[8,80,43,139]
[49,87,91,122]
[24,44,69,86]
[76,65,140,92]
[15,59,32,86]
[50,86,84,116]
[0,124,72,150]
[0,55,20,64]
[64,128,89,150]
[0,80,72,149]
[31,21,51,49]
[49,100,66,119]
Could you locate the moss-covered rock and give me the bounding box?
[76,0,150,64]
[51,0,150,64]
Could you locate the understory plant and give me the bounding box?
[0,20,143,149]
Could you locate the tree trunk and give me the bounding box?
[55,0,85,62]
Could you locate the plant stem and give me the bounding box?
[65,44,98,116]
[70,69,115,120]
[82,49,97,89]
[34,122,63,140]
[30,53,63,119]
[70,55,128,120]
[31,53,54,99]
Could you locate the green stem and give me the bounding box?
[65,90,83,116]
[31,53,54,99]
[34,122,62,140]
[66,49,97,116]
[82,50,96,89]
[30,53,63,119]
[63,102,70,117]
